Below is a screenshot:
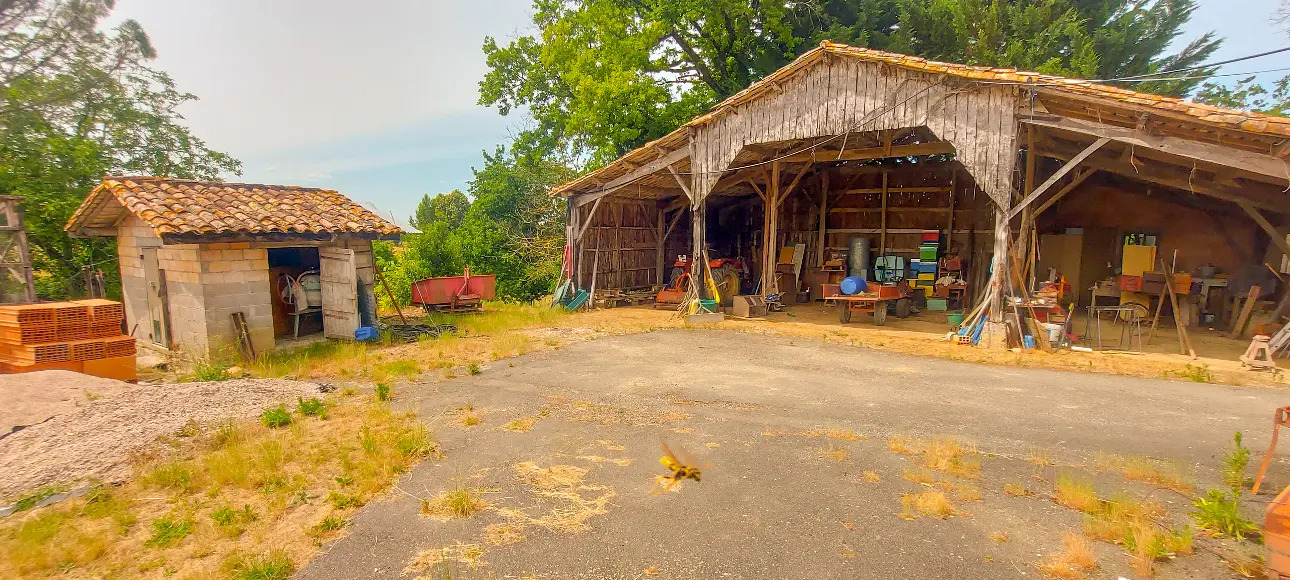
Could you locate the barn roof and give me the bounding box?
[65,176,402,241]
[552,41,1290,198]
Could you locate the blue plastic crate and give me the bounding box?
[354,326,380,341]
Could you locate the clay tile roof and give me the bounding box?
[66,177,401,239]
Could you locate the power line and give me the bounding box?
[1109,46,1290,82]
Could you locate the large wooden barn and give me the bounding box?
[552,42,1290,347]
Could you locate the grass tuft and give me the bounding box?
[902,468,936,485]
[861,471,881,483]
[223,550,294,580]
[504,416,539,432]
[375,383,392,402]
[1054,472,1101,513]
[989,532,1009,543]
[421,485,489,519]
[1037,533,1097,579]
[921,437,980,479]
[899,490,957,519]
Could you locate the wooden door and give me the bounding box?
[319,247,359,339]
[140,247,170,347]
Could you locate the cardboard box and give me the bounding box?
[731,295,768,318]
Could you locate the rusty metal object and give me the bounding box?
[1253,407,1290,496]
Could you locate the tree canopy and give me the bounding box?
[480,0,1220,165]
[0,0,240,299]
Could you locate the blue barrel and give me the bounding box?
[840,276,868,295]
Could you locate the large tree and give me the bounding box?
[480,0,1220,164]
[0,0,239,299]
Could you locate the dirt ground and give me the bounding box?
[0,378,321,500]
[550,304,1285,390]
[302,329,1283,580]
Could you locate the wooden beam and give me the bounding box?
[947,170,956,251]
[667,163,693,201]
[1037,143,1290,214]
[1008,137,1110,219]
[778,141,955,164]
[1238,201,1290,259]
[777,163,812,206]
[576,196,605,240]
[573,146,689,207]
[838,186,951,195]
[1033,169,1094,216]
[1023,116,1290,185]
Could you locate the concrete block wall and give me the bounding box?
[198,242,275,357]
[114,216,212,354]
[112,225,382,360]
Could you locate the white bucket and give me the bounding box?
[1042,322,1063,343]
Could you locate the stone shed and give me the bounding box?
[65,177,402,359]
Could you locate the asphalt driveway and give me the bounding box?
[301,330,1287,579]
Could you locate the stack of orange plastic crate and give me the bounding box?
[0,299,136,381]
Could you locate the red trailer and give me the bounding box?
[410,267,497,313]
[827,284,912,325]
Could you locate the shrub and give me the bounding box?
[261,406,291,428]
[297,397,326,417]
[375,383,391,402]
[467,362,481,375]
[1193,432,1259,540]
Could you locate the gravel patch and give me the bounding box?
[0,378,321,500]
[0,370,137,436]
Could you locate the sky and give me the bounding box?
[105,0,1290,224]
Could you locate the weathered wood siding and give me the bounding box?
[578,196,688,291]
[690,57,1020,208]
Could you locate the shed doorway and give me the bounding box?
[269,247,323,343]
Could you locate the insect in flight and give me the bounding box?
[654,441,705,494]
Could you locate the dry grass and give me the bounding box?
[899,490,958,520]
[824,427,862,441]
[453,404,482,428]
[1226,546,1267,578]
[404,541,487,574]
[504,416,539,432]
[1029,448,1055,467]
[1003,482,1031,496]
[816,444,849,462]
[496,462,614,533]
[1053,473,1101,513]
[421,485,490,520]
[939,481,982,502]
[989,532,1010,543]
[921,437,980,479]
[484,523,525,546]
[1093,453,1194,494]
[862,471,881,483]
[0,399,436,578]
[1037,533,1098,579]
[887,436,922,455]
[902,468,937,485]
[1081,492,1188,577]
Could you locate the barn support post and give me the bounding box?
[879,170,889,255]
[763,162,781,296]
[655,203,666,287]
[817,171,829,267]
[982,203,1012,348]
[946,170,957,253]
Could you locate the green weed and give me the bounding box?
[297,397,326,417]
[375,383,391,402]
[9,485,67,513]
[314,516,348,533]
[145,462,195,492]
[191,362,233,382]
[144,516,193,548]
[467,362,481,375]
[1193,432,1259,540]
[261,406,292,428]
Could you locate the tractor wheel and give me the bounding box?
[837,301,852,324]
[669,267,686,287]
[719,269,740,306]
[894,297,912,319]
[873,304,889,325]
